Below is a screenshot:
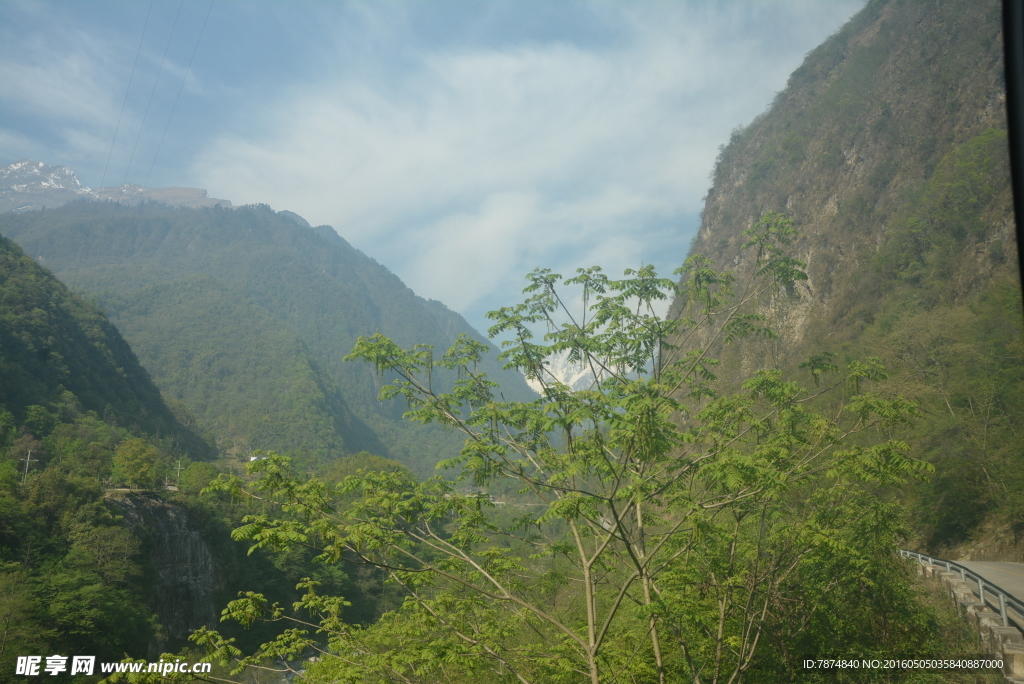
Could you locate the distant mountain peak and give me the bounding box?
[0,159,232,213]
[1,158,91,194]
[525,350,597,393]
[278,209,311,228]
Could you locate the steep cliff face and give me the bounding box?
[672,0,1012,374]
[107,494,217,647]
[670,0,1024,550]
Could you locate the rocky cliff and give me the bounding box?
[670,0,1024,550]
[106,494,217,649]
[671,0,1012,376]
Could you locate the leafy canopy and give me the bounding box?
[189,214,931,684]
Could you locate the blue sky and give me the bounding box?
[0,0,865,332]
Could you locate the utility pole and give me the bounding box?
[173,459,186,486]
[21,449,37,484]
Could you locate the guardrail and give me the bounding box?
[900,549,1024,629]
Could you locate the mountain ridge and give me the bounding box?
[669,0,1024,551]
[0,158,232,213]
[0,198,535,475]
[0,232,212,457]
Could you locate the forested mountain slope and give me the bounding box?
[0,201,535,474]
[0,233,210,457]
[0,241,369,674]
[670,0,1024,551]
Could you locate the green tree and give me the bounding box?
[193,215,932,684]
[0,410,15,448]
[111,438,158,489]
[72,526,142,585]
[0,567,49,677]
[23,405,57,438]
[179,462,219,496]
[319,451,409,484]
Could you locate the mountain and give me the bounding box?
[0,159,231,213]
[0,159,93,213]
[669,0,1024,551]
[524,350,598,393]
[0,198,536,475]
[0,232,211,457]
[0,236,361,665]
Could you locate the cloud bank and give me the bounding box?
[191,1,864,325]
[1,0,865,330]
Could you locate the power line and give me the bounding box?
[122,0,215,238]
[143,0,216,190]
[99,0,155,190]
[119,0,185,190]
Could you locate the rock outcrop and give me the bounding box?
[669,0,1012,378]
[107,494,217,646]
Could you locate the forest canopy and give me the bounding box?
[169,215,973,684]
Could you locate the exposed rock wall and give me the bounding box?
[669,0,1012,379]
[107,494,217,645]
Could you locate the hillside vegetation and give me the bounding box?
[670,0,1024,553]
[1,0,1021,678]
[0,234,210,457]
[0,202,535,476]
[0,235,250,679]
[167,216,997,684]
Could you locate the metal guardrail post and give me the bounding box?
[899,548,1024,628]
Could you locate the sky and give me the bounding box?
[0,0,866,333]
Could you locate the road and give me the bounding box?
[956,561,1024,627]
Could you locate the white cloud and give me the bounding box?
[0,128,36,159]
[0,0,865,330]
[194,1,866,327]
[0,33,122,128]
[0,0,212,186]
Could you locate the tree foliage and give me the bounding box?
[0,233,210,459]
[112,438,159,489]
[189,216,946,683]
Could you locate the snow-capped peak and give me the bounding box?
[524,349,599,393]
[0,159,232,213]
[0,158,90,194]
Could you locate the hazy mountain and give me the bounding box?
[0,232,211,457]
[0,199,536,475]
[0,159,93,213]
[0,158,231,213]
